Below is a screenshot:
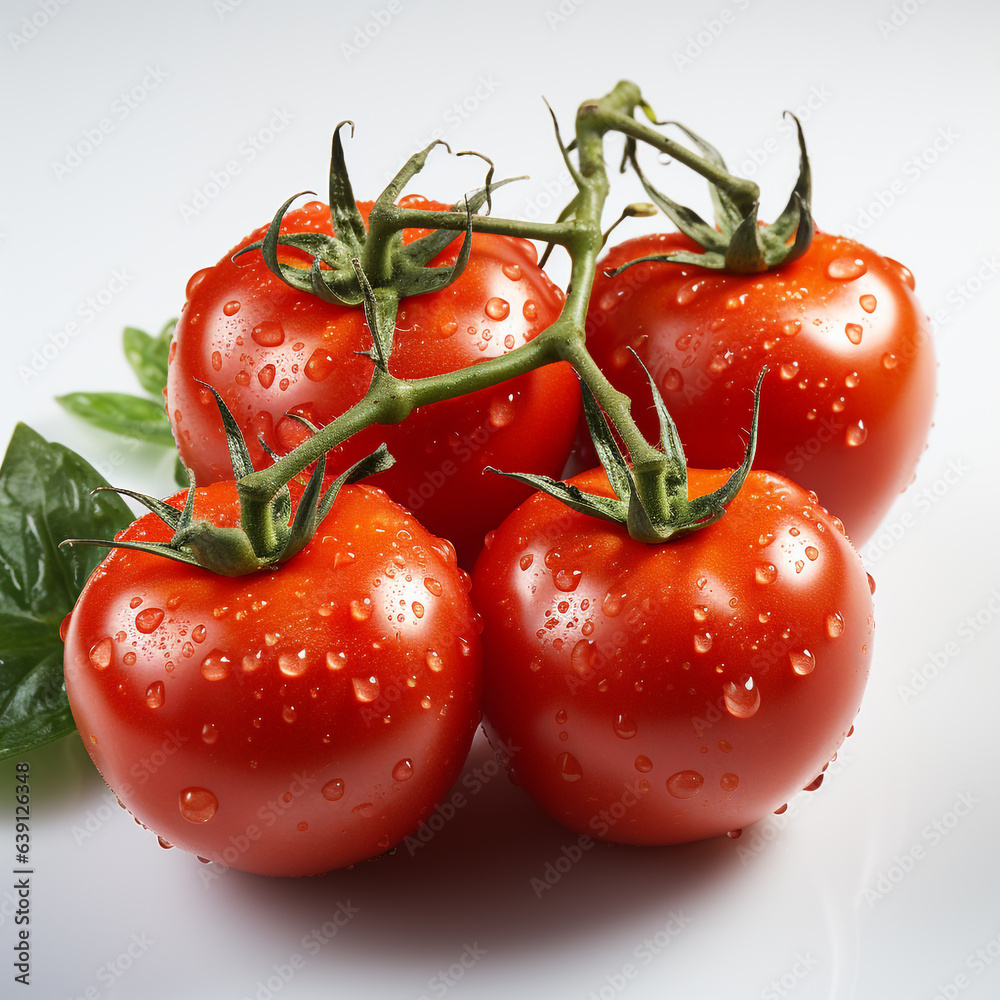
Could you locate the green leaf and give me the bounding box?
[123,319,175,397]
[0,424,133,759]
[56,392,175,446]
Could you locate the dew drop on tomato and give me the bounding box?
[634,755,653,773]
[179,787,218,823]
[200,650,231,681]
[826,612,845,638]
[557,752,583,782]
[720,773,740,791]
[352,676,379,702]
[322,779,345,801]
[755,563,777,585]
[145,681,165,709]
[201,723,218,744]
[89,637,113,670]
[826,256,867,280]
[135,608,164,634]
[860,294,877,313]
[789,649,816,676]
[613,713,637,739]
[723,678,760,719]
[666,770,704,798]
[392,759,413,782]
[425,649,443,672]
[59,611,73,642]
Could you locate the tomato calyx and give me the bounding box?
[607,114,814,275]
[232,121,519,312]
[489,356,767,544]
[61,384,393,576]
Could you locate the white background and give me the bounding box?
[2,0,999,998]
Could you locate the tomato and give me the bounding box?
[166,196,579,566]
[472,467,873,844]
[62,481,482,876]
[584,231,936,544]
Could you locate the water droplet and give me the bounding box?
[558,752,583,782]
[121,651,136,666]
[755,563,777,585]
[666,770,704,798]
[145,681,165,708]
[805,546,819,562]
[726,828,743,839]
[133,607,164,634]
[351,599,372,622]
[790,649,816,675]
[522,300,537,321]
[519,553,534,571]
[827,256,868,280]
[634,755,652,772]
[353,676,379,702]
[488,394,515,429]
[613,713,637,739]
[675,279,700,305]
[211,351,223,371]
[392,759,413,782]
[693,605,709,622]
[859,294,877,313]
[718,740,732,753]
[720,772,739,791]
[302,349,333,382]
[554,568,582,592]
[826,612,845,638]
[279,651,309,677]
[570,639,595,677]
[201,651,231,681]
[424,649,444,673]
[845,322,864,345]
[782,320,801,337]
[694,632,713,653]
[845,420,868,447]
[867,573,876,595]
[662,367,683,391]
[188,625,207,645]
[256,363,276,388]
[89,637,113,670]
[252,321,285,346]
[282,705,297,723]
[882,352,898,370]
[412,601,425,619]
[502,263,522,281]
[780,362,799,380]
[222,300,241,316]
[723,678,760,718]
[602,591,623,617]
[322,779,345,801]
[485,297,510,321]
[804,774,824,792]
[200,723,218,744]
[179,787,218,823]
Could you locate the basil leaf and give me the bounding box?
[56,392,175,446]
[0,424,133,759]
[123,319,175,397]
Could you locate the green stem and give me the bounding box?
[242,79,670,526]
[608,112,760,215]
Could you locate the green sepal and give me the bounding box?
[328,121,367,252]
[193,380,254,479]
[486,361,766,545]
[618,116,815,274]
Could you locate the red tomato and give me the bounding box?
[166,196,579,566]
[473,467,873,844]
[62,481,482,876]
[584,231,936,544]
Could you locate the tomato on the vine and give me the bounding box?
[473,466,873,844]
[62,481,482,876]
[166,196,579,565]
[584,231,936,544]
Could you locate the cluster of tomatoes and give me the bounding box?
[62,181,934,876]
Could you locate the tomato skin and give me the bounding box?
[473,468,873,844]
[63,482,482,876]
[166,196,579,566]
[584,231,936,544]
